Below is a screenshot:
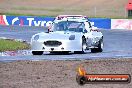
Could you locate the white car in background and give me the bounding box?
[31,15,103,55]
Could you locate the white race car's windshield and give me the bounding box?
[52,21,85,32]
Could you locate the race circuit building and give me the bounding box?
[126,0,132,17]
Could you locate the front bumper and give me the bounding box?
[31,39,82,52]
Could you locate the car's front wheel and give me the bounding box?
[32,51,43,55]
[74,37,87,54]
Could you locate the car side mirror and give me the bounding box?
[45,26,51,33]
[46,23,53,33]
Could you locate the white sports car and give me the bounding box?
[31,15,103,55]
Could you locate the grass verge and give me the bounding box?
[0,39,30,52]
[1,12,128,19]
[0,12,54,17]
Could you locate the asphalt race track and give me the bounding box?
[0,25,132,62]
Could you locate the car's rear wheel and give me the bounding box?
[98,39,103,52]
[32,51,43,55]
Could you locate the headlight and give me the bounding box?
[69,35,75,40]
[34,35,39,41]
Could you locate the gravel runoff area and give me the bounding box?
[0,58,132,88]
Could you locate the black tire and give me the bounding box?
[32,51,43,55]
[74,37,86,54]
[91,39,103,53]
[97,40,103,52]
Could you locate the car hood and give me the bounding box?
[37,31,82,40]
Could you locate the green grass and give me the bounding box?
[0,39,30,52]
[0,12,55,17]
[1,12,129,19]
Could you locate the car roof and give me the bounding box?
[54,15,89,23]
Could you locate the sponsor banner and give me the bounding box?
[0,15,111,29]
[0,15,54,26]
[0,15,7,25]
[111,19,132,30]
[89,18,111,29]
